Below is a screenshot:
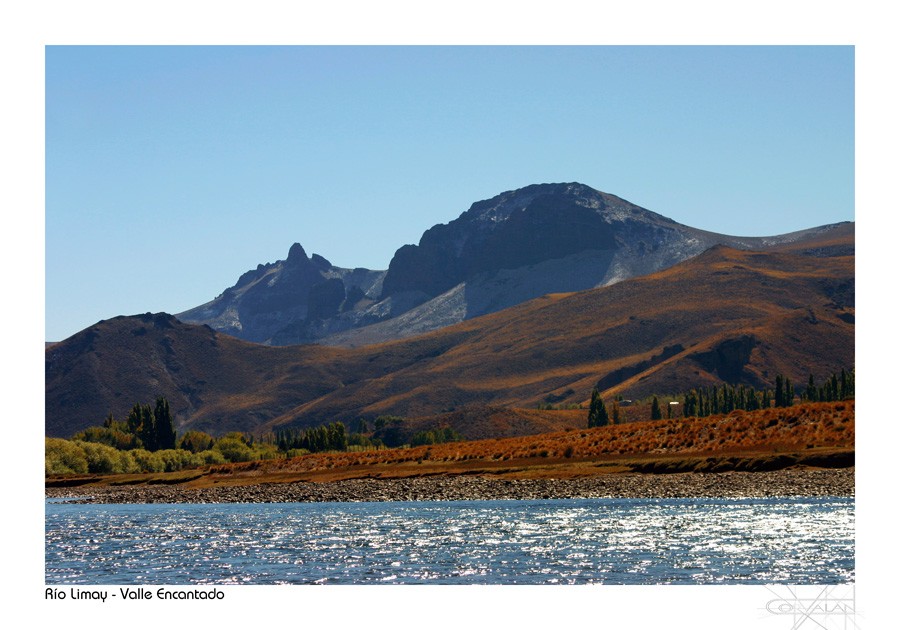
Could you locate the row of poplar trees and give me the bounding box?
[275,422,348,453]
[587,368,854,426]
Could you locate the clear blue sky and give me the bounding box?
[46,45,854,341]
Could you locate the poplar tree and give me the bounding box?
[651,396,662,420]
[684,389,698,418]
[806,374,817,402]
[588,389,609,428]
[746,387,759,411]
[126,403,143,437]
[154,397,177,451]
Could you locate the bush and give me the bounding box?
[130,448,165,473]
[76,441,137,474]
[178,430,216,454]
[73,426,141,450]
[194,449,226,465]
[214,437,254,463]
[251,443,281,461]
[156,449,196,472]
[221,431,251,445]
[45,438,89,476]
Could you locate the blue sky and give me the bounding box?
[45,45,854,341]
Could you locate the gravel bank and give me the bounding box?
[46,468,854,504]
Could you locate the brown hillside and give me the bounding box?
[393,406,586,441]
[46,234,854,438]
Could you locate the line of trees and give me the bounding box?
[675,369,854,419]
[275,416,465,452]
[587,389,626,427]
[587,367,854,426]
[680,382,771,418]
[410,426,464,447]
[47,397,281,476]
[805,369,855,403]
[275,422,349,453]
[48,402,471,477]
[73,397,176,452]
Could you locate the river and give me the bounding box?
[45,496,853,585]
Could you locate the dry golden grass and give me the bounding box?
[49,400,853,489]
[192,400,853,483]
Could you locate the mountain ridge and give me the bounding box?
[176,182,852,346]
[47,232,854,439]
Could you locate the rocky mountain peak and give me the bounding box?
[462,182,673,227]
[286,242,309,265]
[380,182,676,299]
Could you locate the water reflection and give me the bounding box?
[46,497,854,585]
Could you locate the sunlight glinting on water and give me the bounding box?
[46,497,853,585]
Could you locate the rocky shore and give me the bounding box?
[45,467,854,504]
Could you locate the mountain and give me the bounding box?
[46,230,854,439]
[175,243,387,345]
[177,182,851,347]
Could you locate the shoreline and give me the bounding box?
[45,467,854,504]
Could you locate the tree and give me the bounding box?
[328,422,348,451]
[73,425,140,450]
[748,387,757,411]
[213,435,254,463]
[126,403,158,451]
[650,396,662,420]
[723,385,734,413]
[839,368,854,400]
[178,430,215,454]
[126,403,143,436]
[684,389,698,417]
[411,426,463,447]
[587,389,609,428]
[374,416,407,447]
[806,374,817,402]
[154,397,177,451]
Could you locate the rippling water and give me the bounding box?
[45,497,853,584]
